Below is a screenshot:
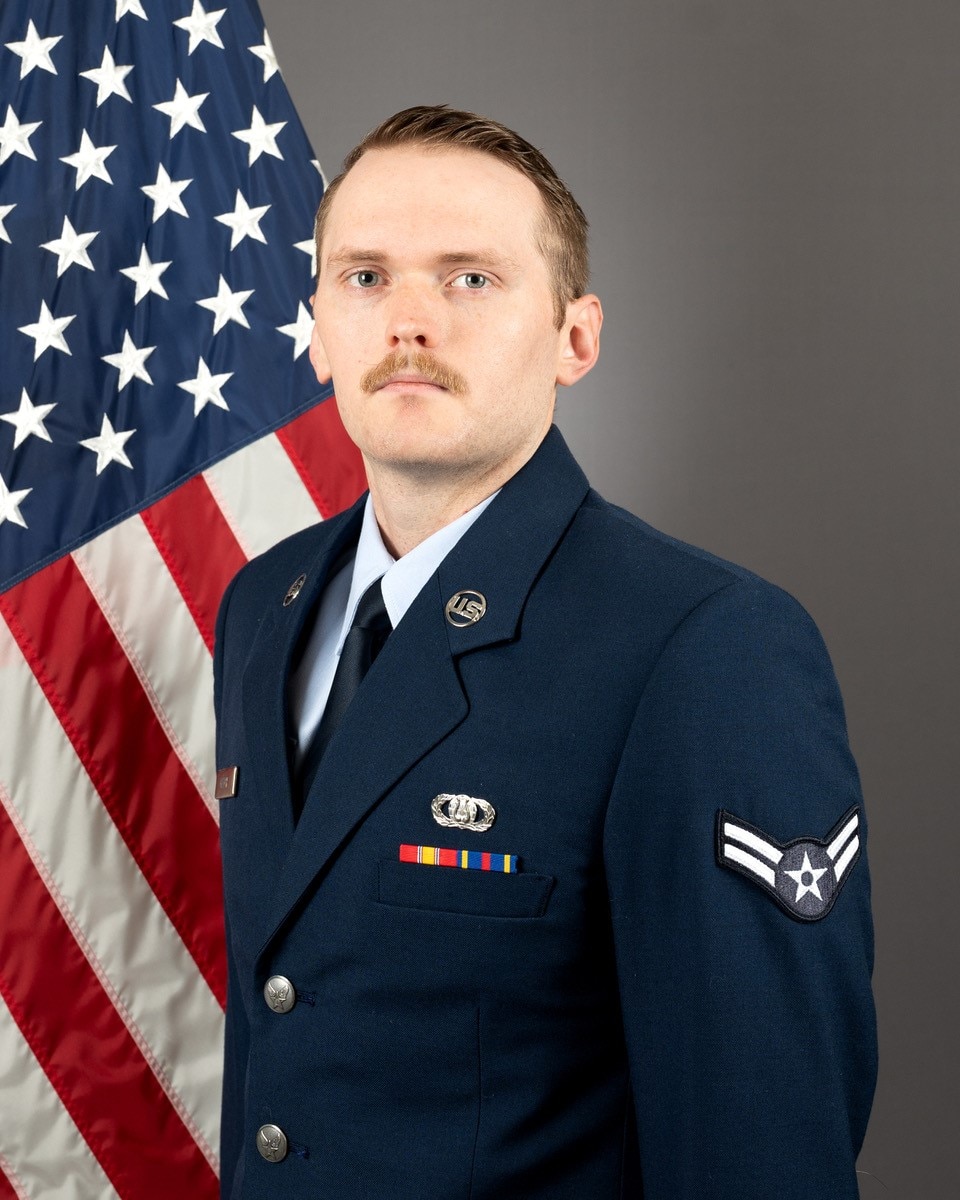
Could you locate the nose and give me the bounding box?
[384,279,441,350]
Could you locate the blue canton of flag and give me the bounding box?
[0,0,329,590]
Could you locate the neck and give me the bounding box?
[364,453,531,558]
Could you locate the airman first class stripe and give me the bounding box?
[399,845,518,873]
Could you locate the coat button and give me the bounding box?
[256,1123,288,1162]
[263,975,296,1014]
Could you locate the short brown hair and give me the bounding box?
[313,105,589,328]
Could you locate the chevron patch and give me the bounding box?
[716,806,862,922]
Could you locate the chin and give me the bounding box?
[359,416,478,474]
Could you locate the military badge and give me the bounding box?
[399,844,518,873]
[431,792,496,832]
[716,806,861,921]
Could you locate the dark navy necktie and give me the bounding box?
[293,576,392,821]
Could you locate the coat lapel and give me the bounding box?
[257,426,592,958]
[239,501,365,870]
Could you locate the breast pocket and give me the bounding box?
[377,860,555,919]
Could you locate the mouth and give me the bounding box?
[378,374,448,392]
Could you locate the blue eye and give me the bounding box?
[349,270,380,288]
[453,272,489,290]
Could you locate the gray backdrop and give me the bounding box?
[260,1,959,1193]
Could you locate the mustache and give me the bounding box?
[360,350,467,396]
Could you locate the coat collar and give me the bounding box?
[249,425,591,959]
[238,499,366,863]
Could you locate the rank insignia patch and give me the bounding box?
[716,806,861,921]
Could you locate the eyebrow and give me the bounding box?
[324,247,521,272]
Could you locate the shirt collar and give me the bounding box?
[336,490,498,654]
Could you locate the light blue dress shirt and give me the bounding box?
[288,491,496,761]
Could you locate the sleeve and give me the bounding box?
[603,579,877,1199]
[212,572,250,1197]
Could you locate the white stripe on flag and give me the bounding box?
[0,620,224,1165]
[723,843,777,887]
[203,430,324,560]
[72,518,218,819]
[0,990,121,1200]
[723,821,783,865]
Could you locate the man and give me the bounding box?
[214,106,876,1198]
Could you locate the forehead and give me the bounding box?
[322,145,547,260]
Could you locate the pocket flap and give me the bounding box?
[377,860,554,919]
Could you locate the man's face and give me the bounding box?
[310,146,584,487]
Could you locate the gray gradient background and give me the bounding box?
[260,1,958,1194]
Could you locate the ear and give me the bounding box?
[307,295,332,384]
[556,294,602,388]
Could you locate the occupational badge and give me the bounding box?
[431,792,496,832]
[214,766,238,799]
[282,573,306,606]
[716,806,862,921]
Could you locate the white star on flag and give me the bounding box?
[102,330,156,390]
[248,30,279,82]
[0,105,42,164]
[277,302,313,359]
[173,1,226,55]
[312,158,327,185]
[0,203,15,243]
[79,46,134,106]
[231,105,286,165]
[294,238,317,278]
[40,215,98,277]
[0,474,31,528]
[60,130,117,189]
[79,414,136,474]
[785,851,828,902]
[215,189,269,249]
[115,0,148,20]
[18,301,75,359]
[153,79,208,138]
[120,245,172,303]
[197,275,253,333]
[1,389,56,449]
[178,357,233,414]
[5,19,62,79]
[141,163,192,222]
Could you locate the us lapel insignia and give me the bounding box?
[716,806,862,921]
[431,792,496,832]
[444,590,486,627]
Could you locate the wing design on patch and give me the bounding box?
[716,806,862,922]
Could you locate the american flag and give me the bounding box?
[0,2,364,1194]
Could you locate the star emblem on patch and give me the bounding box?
[716,806,862,921]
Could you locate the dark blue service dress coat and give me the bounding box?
[213,425,876,1199]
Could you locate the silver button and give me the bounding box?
[256,1123,288,1162]
[263,975,296,1014]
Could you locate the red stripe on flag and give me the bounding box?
[0,560,226,1007]
[0,1163,19,1200]
[275,397,367,519]
[0,805,218,1199]
[142,475,247,655]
